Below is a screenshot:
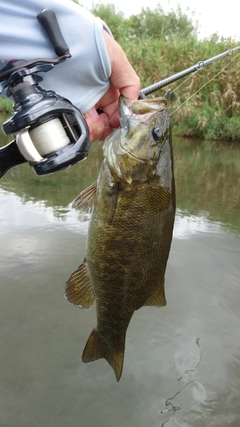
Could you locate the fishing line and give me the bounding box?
[29,118,70,155]
[169,52,240,116]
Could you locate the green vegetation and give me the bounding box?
[1,2,240,141]
[0,97,12,113]
[91,3,240,142]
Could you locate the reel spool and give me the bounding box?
[0,9,90,178]
[29,118,70,157]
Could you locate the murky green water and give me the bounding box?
[0,118,240,427]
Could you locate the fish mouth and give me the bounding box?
[116,96,168,164]
[119,95,167,129]
[119,96,132,129]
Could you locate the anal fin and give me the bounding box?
[65,257,95,308]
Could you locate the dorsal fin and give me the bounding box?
[65,257,95,308]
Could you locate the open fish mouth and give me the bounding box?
[119,95,166,129]
[114,95,169,165]
[119,96,167,129]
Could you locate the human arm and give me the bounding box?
[0,0,140,142]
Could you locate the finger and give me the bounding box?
[84,108,105,142]
[95,86,120,128]
[84,108,113,142]
[95,111,114,139]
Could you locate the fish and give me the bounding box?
[65,95,176,381]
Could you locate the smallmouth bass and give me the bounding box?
[65,95,175,381]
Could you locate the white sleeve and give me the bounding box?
[0,0,112,113]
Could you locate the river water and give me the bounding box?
[0,122,239,427]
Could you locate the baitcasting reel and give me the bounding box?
[0,9,90,179]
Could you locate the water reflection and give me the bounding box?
[0,125,240,427]
[0,187,90,230]
[174,211,223,238]
[1,132,239,233]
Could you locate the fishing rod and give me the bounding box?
[139,46,240,98]
[0,6,239,179]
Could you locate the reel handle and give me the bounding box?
[37,9,70,57]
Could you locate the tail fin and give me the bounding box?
[82,328,124,382]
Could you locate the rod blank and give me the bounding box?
[140,45,240,97]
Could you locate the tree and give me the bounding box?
[126,4,197,40]
[90,2,197,42]
[90,3,126,41]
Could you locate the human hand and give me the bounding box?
[84,30,141,142]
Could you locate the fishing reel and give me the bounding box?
[0,9,90,179]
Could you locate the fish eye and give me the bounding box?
[152,127,162,141]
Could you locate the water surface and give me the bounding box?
[0,130,239,427]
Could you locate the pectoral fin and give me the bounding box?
[143,281,167,307]
[72,182,97,211]
[65,257,95,308]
